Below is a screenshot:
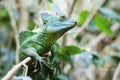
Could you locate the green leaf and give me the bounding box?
[107,56,120,64]
[94,15,112,35]
[56,45,84,64]
[78,10,89,25]
[60,46,84,64]
[47,5,53,11]
[92,53,104,66]
[61,45,84,55]
[0,7,10,27]
[76,35,82,42]
[48,0,53,3]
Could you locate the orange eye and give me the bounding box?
[59,15,65,21]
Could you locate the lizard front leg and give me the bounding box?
[23,47,51,69]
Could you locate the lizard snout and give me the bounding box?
[74,21,77,26]
[71,20,77,26]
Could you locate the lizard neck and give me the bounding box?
[35,27,57,48]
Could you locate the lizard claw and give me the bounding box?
[41,59,53,70]
[37,56,52,70]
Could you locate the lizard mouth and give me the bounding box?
[73,21,77,26]
[70,21,77,27]
[64,21,77,30]
[65,20,77,26]
[70,19,77,26]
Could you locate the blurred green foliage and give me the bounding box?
[0,0,120,80]
[0,6,15,78]
[0,24,15,78]
[48,0,53,3]
[78,7,120,36]
[53,44,85,64]
[94,15,112,35]
[60,46,83,64]
[0,7,10,27]
[78,10,89,25]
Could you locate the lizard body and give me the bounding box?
[18,12,76,79]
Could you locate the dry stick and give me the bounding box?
[87,23,120,50]
[113,62,120,80]
[5,5,20,64]
[1,57,31,80]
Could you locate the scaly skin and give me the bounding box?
[19,12,76,79]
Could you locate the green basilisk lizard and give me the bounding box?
[18,11,76,79]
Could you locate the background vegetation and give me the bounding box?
[0,0,120,80]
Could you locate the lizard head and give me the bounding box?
[40,12,76,36]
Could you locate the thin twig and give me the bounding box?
[1,57,31,80]
[113,62,120,80]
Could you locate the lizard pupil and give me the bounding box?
[59,15,65,21]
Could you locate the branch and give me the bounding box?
[1,57,31,80]
[87,23,120,50]
[5,3,20,64]
[73,10,96,38]
[72,0,105,39]
[16,0,29,31]
[113,62,120,80]
[67,0,77,17]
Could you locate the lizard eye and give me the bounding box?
[59,15,65,21]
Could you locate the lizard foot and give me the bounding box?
[23,47,52,70]
[37,56,52,70]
